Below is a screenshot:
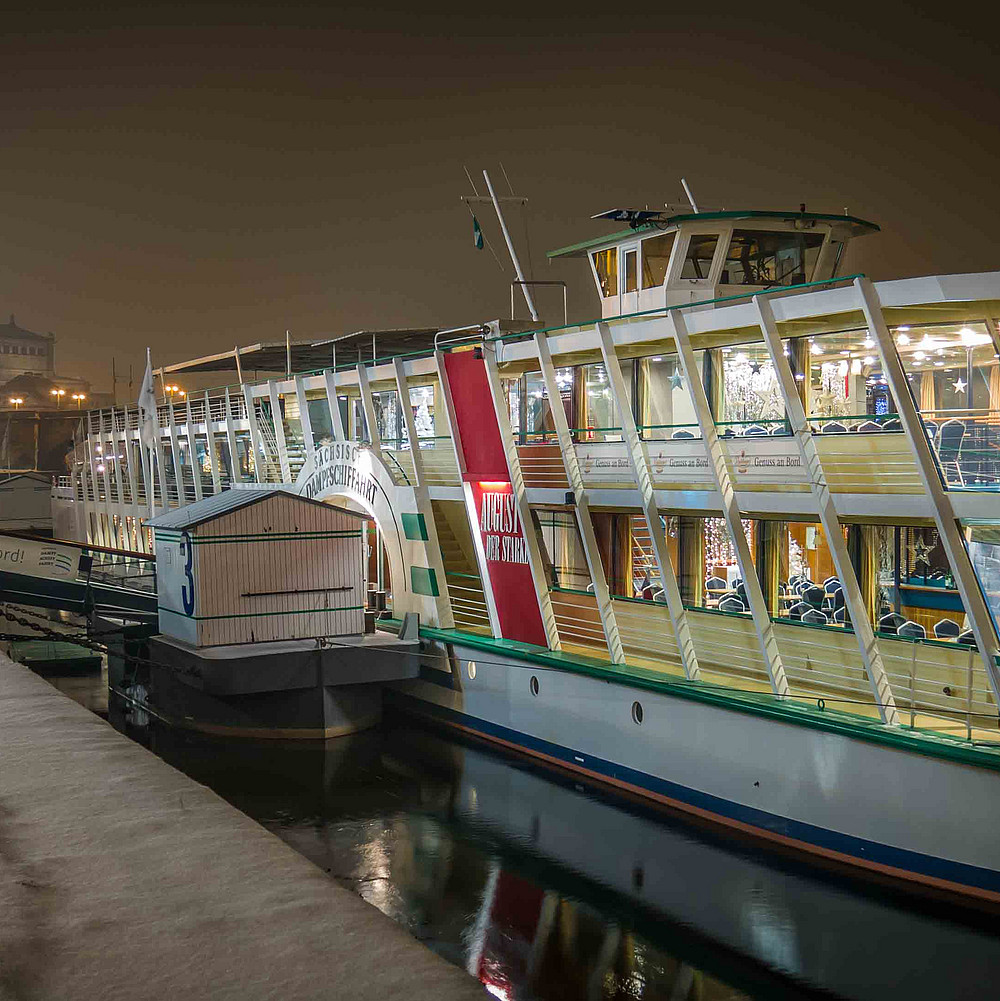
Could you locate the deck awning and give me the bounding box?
[158,328,444,376]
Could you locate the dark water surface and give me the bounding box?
[47,670,1000,999]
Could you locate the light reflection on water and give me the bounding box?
[35,669,1000,1001]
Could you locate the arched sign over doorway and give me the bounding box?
[294,442,451,627]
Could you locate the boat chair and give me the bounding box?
[856,420,882,433]
[671,429,695,439]
[878,612,907,635]
[922,420,938,444]
[897,620,926,640]
[882,418,902,431]
[822,421,847,433]
[787,601,810,621]
[933,618,961,639]
[936,419,966,486]
[957,629,976,646]
[705,575,727,593]
[833,589,846,611]
[802,608,829,626]
[744,424,768,436]
[833,606,852,630]
[770,423,791,435]
[652,588,667,604]
[803,585,826,609]
[795,579,814,595]
[719,596,745,613]
[824,578,841,593]
[586,582,596,593]
[735,583,749,604]
[719,428,736,438]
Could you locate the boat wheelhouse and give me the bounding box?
[56,207,1000,907]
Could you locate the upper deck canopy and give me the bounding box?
[159,328,444,376]
[547,209,880,259]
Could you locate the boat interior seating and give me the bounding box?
[879,612,907,635]
[719,595,746,613]
[802,608,829,625]
[787,601,810,621]
[957,629,977,646]
[897,620,927,639]
[933,618,961,639]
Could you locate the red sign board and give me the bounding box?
[443,351,548,647]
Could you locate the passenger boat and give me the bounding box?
[57,201,1000,908]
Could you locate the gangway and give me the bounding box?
[0,532,157,621]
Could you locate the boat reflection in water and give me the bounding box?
[110,695,1000,1000]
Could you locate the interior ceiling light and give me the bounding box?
[810,342,822,355]
[960,327,992,347]
[864,337,875,348]
[897,333,911,345]
[914,351,927,361]
[898,325,911,332]
[863,356,875,365]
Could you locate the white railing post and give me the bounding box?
[596,322,701,680]
[858,277,1000,704]
[755,294,898,723]
[536,330,624,663]
[666,308,790,697]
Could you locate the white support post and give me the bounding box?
[242,384,266,483]
[204,392,222,494]
[294,375,316,463]
[536,331,624,663]
[223,387,243,484]
[394,357,455,629]
[154,427,170,512]
[356,364,383,458]
[755,295,898,723]
[121,419,143,540]
[166,400,184,505]
[481,337,562,651]
[323,369,347,441]
[267,381,292,483]
[857,277,1000,701]
[434,349,503,639]
[596,322,701,680]
[184,399,204,502]
[666,309,790,697]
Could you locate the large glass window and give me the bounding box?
[721,230,825,287]
[641,232,676,288]
[592,248,618,298]
[582,364,616,437]
[681,234,720,280]
[718,345,786,427]
[640,353,699,439]
[523,368,573,439]
[537,511,590,590]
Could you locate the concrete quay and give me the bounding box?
[0,654,484,1000]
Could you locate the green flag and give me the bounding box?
[472,214,484,250]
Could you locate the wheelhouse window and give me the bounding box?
[623,249,637,293]
[721,230,825,287]
[680,234,719,280]
[641,232,676,288]
[592,248,618,298]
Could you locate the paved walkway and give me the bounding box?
[0,655,484,1000]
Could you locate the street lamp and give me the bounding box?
[71,393,86,409]
[49,388,66,409]
[8,397,22,409]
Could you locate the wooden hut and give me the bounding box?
[149,489,367,647]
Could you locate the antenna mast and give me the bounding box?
[483,170,539,322]
[681,177,700,214]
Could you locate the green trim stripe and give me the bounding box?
[385,621,1000,774]
[410,566,440,597]
[401,512,429,541]
[159,604,364,621]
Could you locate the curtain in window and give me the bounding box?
[920,371,936,412]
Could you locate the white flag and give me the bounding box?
[138,348,157,448]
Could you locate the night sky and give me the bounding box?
[3,3,998,394]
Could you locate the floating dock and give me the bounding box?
[0,653,483,1000]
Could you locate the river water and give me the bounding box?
[42,668,1000,1000]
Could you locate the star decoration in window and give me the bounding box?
[952,377,967,394]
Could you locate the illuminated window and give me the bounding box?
[641,232,676,288]
[592,248,618,298]
[623,249,637,293]
[722,230,825,287]
[681,234,719,280]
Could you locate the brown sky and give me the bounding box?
[2,3,998,394]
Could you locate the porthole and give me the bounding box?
[631,700,644,725]
[467,661,476,680]
[530,675,539,697]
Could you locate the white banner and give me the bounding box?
[0,536,80,580]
